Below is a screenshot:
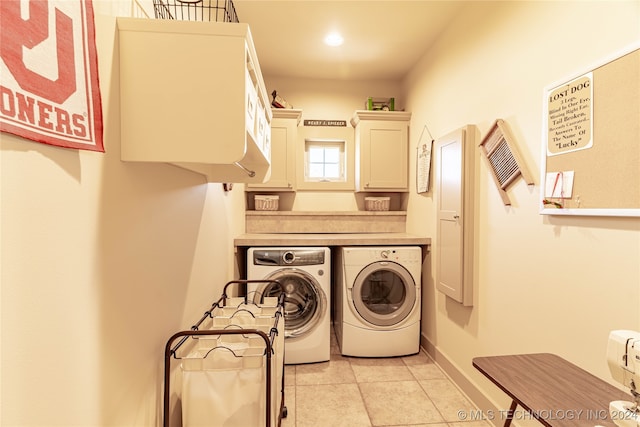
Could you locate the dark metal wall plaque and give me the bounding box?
[303,119,347,127]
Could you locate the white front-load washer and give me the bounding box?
[335,246,421,357]
[247,247,331,364]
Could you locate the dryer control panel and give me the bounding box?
[253,249,326,266]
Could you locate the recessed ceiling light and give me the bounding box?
[324,32,344,47]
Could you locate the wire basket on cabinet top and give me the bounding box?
[153,0,239,22]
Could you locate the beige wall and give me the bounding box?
[0,1,245,425]
[402,0,640,422]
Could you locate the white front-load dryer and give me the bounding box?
[335,246,421,357]
[247,247,331,364]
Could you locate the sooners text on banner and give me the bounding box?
[0,0,104,152]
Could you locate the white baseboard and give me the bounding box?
[420,333,500,427]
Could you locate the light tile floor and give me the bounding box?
[279,330,491,427]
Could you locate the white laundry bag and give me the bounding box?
[213,297,285,420]
[182,345,266,427]
[181,297,285,427]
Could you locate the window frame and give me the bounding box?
[296,126,355,191]
[304,138,347,183]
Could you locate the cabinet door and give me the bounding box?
[247,111,299,190]
[435,126,475,306]
[118,18,272,183]
[360,120,408,190]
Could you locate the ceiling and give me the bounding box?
[233,1,467,81]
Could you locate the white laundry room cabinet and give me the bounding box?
[246,109,302,191]
[117,18,272,183]
[351,110,412,192]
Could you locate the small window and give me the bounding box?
[304,139,346,182]
[296,127,354,191]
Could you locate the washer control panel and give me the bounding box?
[372,248,420,263]
[253,249,326,266]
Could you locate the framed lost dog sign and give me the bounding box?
[540,42,640,217]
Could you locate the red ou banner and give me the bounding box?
[0,0,104,152]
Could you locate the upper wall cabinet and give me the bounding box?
[117,18,272,183]
[351,111,412,192]
[246,109,302,191]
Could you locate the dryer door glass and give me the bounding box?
[255,269,326,339]
[352,262,416,327]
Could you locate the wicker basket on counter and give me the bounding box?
[365,197,390,211]
[255,195,279,211]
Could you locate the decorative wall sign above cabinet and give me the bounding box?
[303,120,346,127]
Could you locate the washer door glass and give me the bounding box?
[255,268,326,339]
[352,261,416,327]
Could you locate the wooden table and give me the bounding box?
[472,353,631,427]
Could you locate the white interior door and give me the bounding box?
[436,128,465,303]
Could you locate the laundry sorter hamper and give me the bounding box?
[163,280,286,427]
